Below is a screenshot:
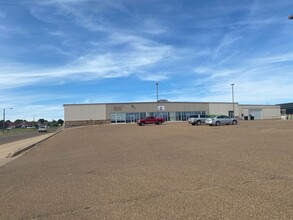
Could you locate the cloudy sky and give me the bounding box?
[1,0,293,121]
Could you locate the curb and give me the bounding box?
[10,132,59,158]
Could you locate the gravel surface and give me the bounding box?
[0,120,292,219]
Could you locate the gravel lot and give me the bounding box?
[0,120,293,219]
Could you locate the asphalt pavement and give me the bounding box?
[0,131,46,145]
[0,128,57,145]
[0,121,293,219]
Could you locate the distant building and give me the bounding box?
[63,101,281,128]
[279,103,293,115]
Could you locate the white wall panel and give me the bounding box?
[64,104,106,121]
[209,103,239,116]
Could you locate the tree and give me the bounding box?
[38,119,46,124]
[57,119,64,126]
[14,119,27,123]
[0,120,9,129]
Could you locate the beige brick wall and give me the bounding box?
[65,119,111,128]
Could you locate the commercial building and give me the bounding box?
[63,101,281,128]
[279,102,293,119]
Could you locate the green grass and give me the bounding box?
[0,128,38,136]
[0,127,57,136]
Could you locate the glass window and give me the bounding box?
[169,112,176,121]
[111,110,207,123]
[116,113,126,123]
[111,113,117,123]
[126,113,140,123]
[176,112,182,121]
[228,111,234,118]
[139,112,146,119]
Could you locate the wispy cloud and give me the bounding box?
[212,34,242,60]
[137,72,169,81]
[142,19,168,35]
[249,53,293,64]
[0,39,173,89]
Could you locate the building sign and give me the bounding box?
[157,106,165,111]
[113,105,122,111]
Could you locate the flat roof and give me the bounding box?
[63,101,240,106]
[239,104,280,107]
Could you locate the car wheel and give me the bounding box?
[191,123,196,126]
[215,121,220,126]
[158,121,162,125]
[196,120,201,126]
[232,120,237,125]
[141,122,145,126]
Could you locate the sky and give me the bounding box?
[1,0,293,121]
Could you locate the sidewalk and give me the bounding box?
[0,133,57,167]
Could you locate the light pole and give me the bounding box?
[2,108,12,134]
[231,83,235,118]
[156,82,159,102]
[155,82,159,116]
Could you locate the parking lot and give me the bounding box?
[0,120,293,219]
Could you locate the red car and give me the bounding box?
[137,117,165,126]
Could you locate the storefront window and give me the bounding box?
[111,111,206,123]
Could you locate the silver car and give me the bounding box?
[188,114,210,126]
[205,115,237,126]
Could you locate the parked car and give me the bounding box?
[205,115,237,126]
[137,116,165,126]
[188,114,210,126]
[38,126,48,133]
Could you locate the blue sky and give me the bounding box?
[1,0,293,121]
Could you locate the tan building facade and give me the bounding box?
[64,102,281,128]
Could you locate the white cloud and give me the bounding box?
[0,92,68,121]
[8,104,64,121]
[142,19,167,35]
[38,44,73,57]
[249,53,293,64]
[212,34,242,60]
[138,72,169,81]
[0,38,173,89]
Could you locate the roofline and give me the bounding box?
[239,104,280,107]
[63,101,242,106]
[277,102,293,105]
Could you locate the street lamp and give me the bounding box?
[231,83,235,118]
[2,108,13,134]
[289,15,293,19]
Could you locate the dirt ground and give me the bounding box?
[0,120,293,219]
